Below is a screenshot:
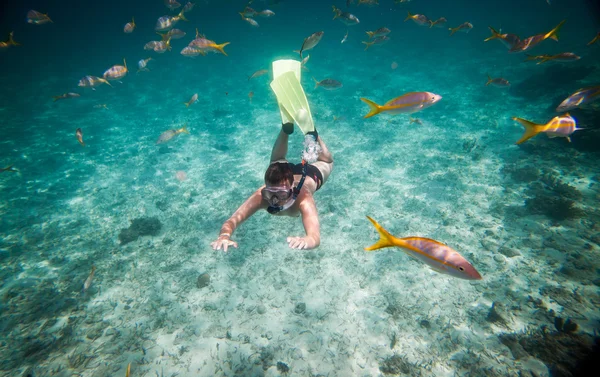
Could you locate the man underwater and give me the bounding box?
[211,60,333,251]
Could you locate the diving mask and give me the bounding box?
[261,186,293,204]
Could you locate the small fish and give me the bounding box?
[126,363,131,377]
[358,0,379,5]
[313,77,343,90]
[184,93,198,107]
[0,165,17,173]
[78,75,112,89]
[153,39,171,53]
[360,92,442,118]
[189,36,230,55]
[183,2,195,13]
[155,10,187,31]
[484,26,520,50]
[365,216,482,280]
[332,6,360,26]
[587,31,600,46]
[509,20,565,53]
[103,59,128,80]
[157,125,190,144]
[27,10,52,25]
[297,31,324,58]
[525,52,580,64]
[249,91,254,102]
[248,69,268,80]
[242,16,259,27]
[144,41,159,50]
[409,117,422,125]
[76,128,85,146]
[512,114,580,144]
[366,27,390,39]
[0,32,20,49]
[53,92,80,101]
[162,28,186,40]
[341,30,348,44]
[449,22,473,36]
[301,54,310,70]
[82,266,96,293]
[165,0,182,10]
[429,17,447,28]
[362,35,390,50]
[556,86,600,112]
[405,11,429,26]
[486,75,510,87]
[257,10,275,17]
[137,57,152,73]
[124,17,136,33]
[240,6,258,17]
[180,46,205,57]
[94,104,108,109]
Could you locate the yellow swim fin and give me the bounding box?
[270,59,314,134]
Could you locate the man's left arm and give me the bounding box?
[287,194,321,250]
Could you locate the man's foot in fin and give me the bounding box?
[307,128,318,141]
[282,122,294,135]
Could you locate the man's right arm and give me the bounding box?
[218,188,266,237]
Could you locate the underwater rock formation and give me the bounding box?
[118,217,162,245]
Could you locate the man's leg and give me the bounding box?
[269,123,293,163]
[312,136,334,185]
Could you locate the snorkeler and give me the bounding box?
[211,60,333,251]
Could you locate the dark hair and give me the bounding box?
[264,162,293,185]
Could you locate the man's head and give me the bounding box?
[262,162,294,206]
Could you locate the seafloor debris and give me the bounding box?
[554,317,579,333]
[118,216,162,245]
[499,327,597,377]
[276,361,290,373]
[294,302,306,314]
[379,354,414,375]
[197,272,210,288]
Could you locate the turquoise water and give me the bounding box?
[1,0,599,376]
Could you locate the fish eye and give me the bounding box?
[458,266,465,271]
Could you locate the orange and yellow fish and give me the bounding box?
[0,32,20,49]
[365,216,482,280]
[360,92,442,118]
[511,114,580,144]
[124,17,136,33]
[509,20,565,53]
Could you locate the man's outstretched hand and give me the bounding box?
[287,236,311,250]
[211,235,238,252]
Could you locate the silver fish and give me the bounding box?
[82,266,96,293]
[313,78,343,90]
[298,31,324,58]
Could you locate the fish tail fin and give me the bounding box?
[213,42,230,56]
[313,77,319,89]
[101,78,113,87]
[512,117,545,144]
[546,19,565,41]
[429,20,435,28]
[365,216,398,251]
[184,101,190,107]
[181,124,190,134]
[484,26,499,41]
[360,97,382,118]
[8,31,19,46]
[486,75,492,86]
[132,16,135,25]
[123,58,127,69]
[179,10,188,21]
[449,27,457,36]
[587,35,599,45]
[404,11,412,22]
[52,95,61,102]
[524,54,537,61]
[366,31,373,38]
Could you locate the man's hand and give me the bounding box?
[211,235,238,252]
[287,236,311,250]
